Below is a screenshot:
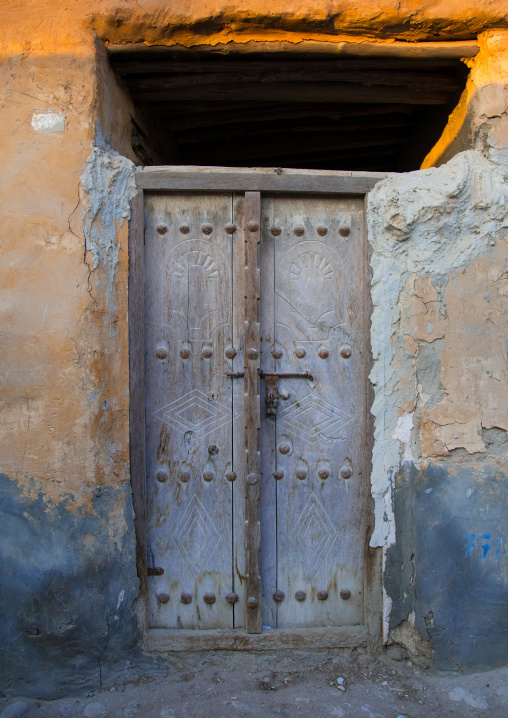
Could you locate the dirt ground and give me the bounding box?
[2,649,507,718]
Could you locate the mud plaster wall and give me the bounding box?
[368,30,508,670]
[1,1,508,698]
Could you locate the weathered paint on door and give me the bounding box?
[144,191,367,631]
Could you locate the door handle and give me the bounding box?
[259,371,313,417]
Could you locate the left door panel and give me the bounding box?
[144,193,245,629]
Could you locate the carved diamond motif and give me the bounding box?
[154,389,231,438]
[276,393,352,443]
[173,495,220,575]
[290,492,337,575]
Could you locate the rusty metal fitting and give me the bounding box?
[340,589,351,600]
[339,227,350,237]
[147,567,164,576]
[179,224,190,234]
[270,226,282,236]
[226,592,239,604]
[296,469,307,480]
[204,592,216,604]
[340,345,352,359]
[294,225,305,237]
[295,590,306,601]
[294,347,306,359]
[201,223,213,235]
[318,468,330,480]
[317,589,328,601]
[246,348,258,360]
[202,346,213,358]
[203,471,215,482]
[340,467,352,480]
[278,443,290,455]
[317,226,328,236]
[318,347,329,359]
[225,471,237,482]
[273,590,285,603]
[208,444,219,455]
[247,221,259,232]
[225,223,237,235]
[157,592,170,604]
[180,348,191,359]
[156,224,168,236]
[156,471,168,483]
[180,470,191,483]
[181,592,192,604]
[247,473,258,485]
[247,596,259,609]
[155,347,168,360]
[272,349,283,359]
[273,471,284,480]
[225,347,237,359]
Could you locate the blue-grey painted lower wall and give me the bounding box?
[0,474,143,699]
[385,462,508,672]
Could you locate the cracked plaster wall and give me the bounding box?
[368,30,508,669]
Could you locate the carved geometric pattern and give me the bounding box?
[174,250,219,279]
[290,492,337,575]
[290,252,333,280]
[173,494,220,575]
[154,389,231,438]
[275,393,352,443]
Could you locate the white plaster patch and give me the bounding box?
[31,110,65,132]
[393,412,414,464]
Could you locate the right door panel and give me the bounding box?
[260,195,368,629]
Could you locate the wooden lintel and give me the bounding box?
[107,39,479,59]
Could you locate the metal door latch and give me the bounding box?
[259,371,313,416]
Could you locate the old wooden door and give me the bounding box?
[143,187,368,633]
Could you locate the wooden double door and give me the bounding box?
[144,189,369,633]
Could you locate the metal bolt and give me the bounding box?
[179,224,190,234]
[157,592,170,604]
[273,471,284,480]
[180,348,191,359]
[317,226,328,236]
[247,473,258,485]
[225,471,237,482]
[340,589,351,600]
[279,389,290,400]
[203,471,215,482]
[246,348,258,360]
[294,225,305,237]
[273,590,285,603]
[295,347,306,359]
[318,468,330,480]
[225,347,237,359]
[271,226,282,236]
[208,444,219,455]
[202,223,213,235]
[272,349,283,359]
[226,592,239,604]
[181,592,192,604]
[247,596,259,609]
[180,470,191,483]
[340,346,352,359]
[339,227,350,237]
[156,471,168,483]
[318,347,329,359]
[317,589,328,601]
[340,467,352,480]
[155,347,168,360]
[295,590,306,601]
[247,221,259,232]
[156,224,168,236]
[204,592,216,604]
[279,443,291,455]
[202,346,213,359]
[225,223,237,234]
[296,469,307,480]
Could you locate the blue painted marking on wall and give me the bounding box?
[464,532,502,559]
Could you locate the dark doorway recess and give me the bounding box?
[109,51,469,172]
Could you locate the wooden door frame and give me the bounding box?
[129,166,386,652]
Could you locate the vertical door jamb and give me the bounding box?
[243,191,262,633]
